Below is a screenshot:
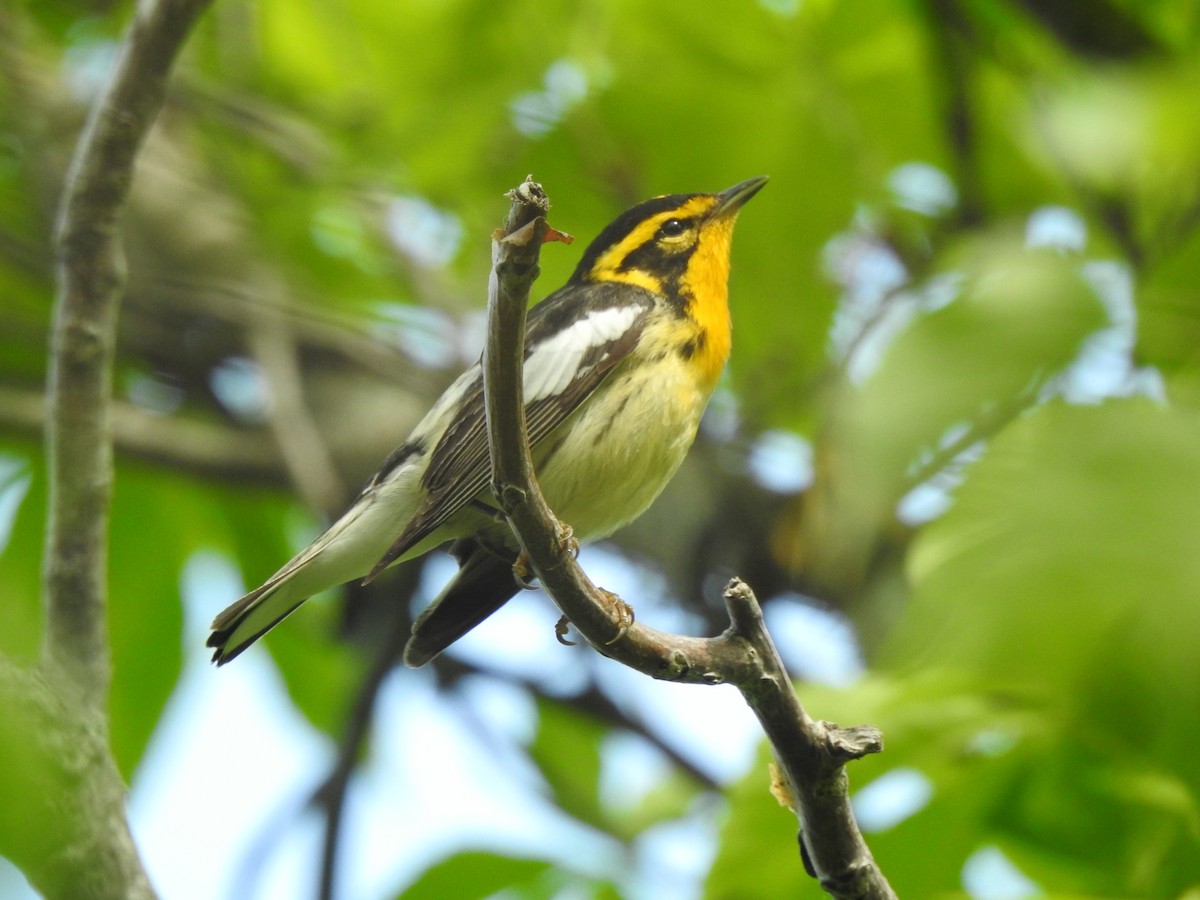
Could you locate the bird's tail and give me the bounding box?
[207,527,355,665]
[209,534,520,667]
[208,492,402,665]
[207,575,309,666]
[403,540,521,667]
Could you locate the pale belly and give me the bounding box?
[534,356,709,542]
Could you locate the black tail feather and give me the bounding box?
[403,540,521,667]
[207,583,300,667]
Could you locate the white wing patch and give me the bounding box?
[523,306,642,402]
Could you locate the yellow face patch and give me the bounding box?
[583,192,742,390]
[587,195,718,288]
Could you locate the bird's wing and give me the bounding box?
[364,283,656,581]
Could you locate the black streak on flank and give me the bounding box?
[591,392,632,445]
[371,437,427,486]
[678,332,706,361]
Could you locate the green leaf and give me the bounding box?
[887,398,1200,893]
[528,696,607,830]
[106,464,210,777]
[898,399,1200,699]
[0,445,43,662]
[264,588,365,739]
[706,743,813,899]
[394,850,552,900]
[846,236,1105,498]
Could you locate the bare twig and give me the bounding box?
[918,0,985,228]
[480,179,896,898]
[247,279,347,517]
[0,384,287,483]
[434,655,723,791]
[308,576,722,900]
[311,599,412,900]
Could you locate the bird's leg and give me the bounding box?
[513,521,578,587]
[468,498,506,521]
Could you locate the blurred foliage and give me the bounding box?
[3,0,1200,897]
[391,850,558,900]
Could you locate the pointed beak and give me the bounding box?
[714,176,769,217]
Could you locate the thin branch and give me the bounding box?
[140,274,439,385]
[434,656,723,791]
[46,0,214,697]
[308,585,721,900]
[311,598,412,900]
[0,384,287,483]
[247,278,347,517]
[481,179,897,899]
[919,0,986,228]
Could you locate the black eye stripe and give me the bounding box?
[569,192,703,283]
[658,218,689,238]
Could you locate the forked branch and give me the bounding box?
[480,177,897,900]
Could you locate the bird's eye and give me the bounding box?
[658,218,686,238]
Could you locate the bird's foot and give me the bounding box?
[554,521,579,558]
[600,588,635,645]
[512,550,538,589]
[555,615,576,646]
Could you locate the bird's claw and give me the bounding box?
[555,522,579,558]
[600,588,635,645]
[512,550,538,590]
[555,615,576,646]
[554,593,631,648]
[513,523,576,589]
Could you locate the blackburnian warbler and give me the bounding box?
[208,176,767,667]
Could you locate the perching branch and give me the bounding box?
[481,178,897,899]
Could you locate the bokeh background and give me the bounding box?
[3,0,1200,897]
